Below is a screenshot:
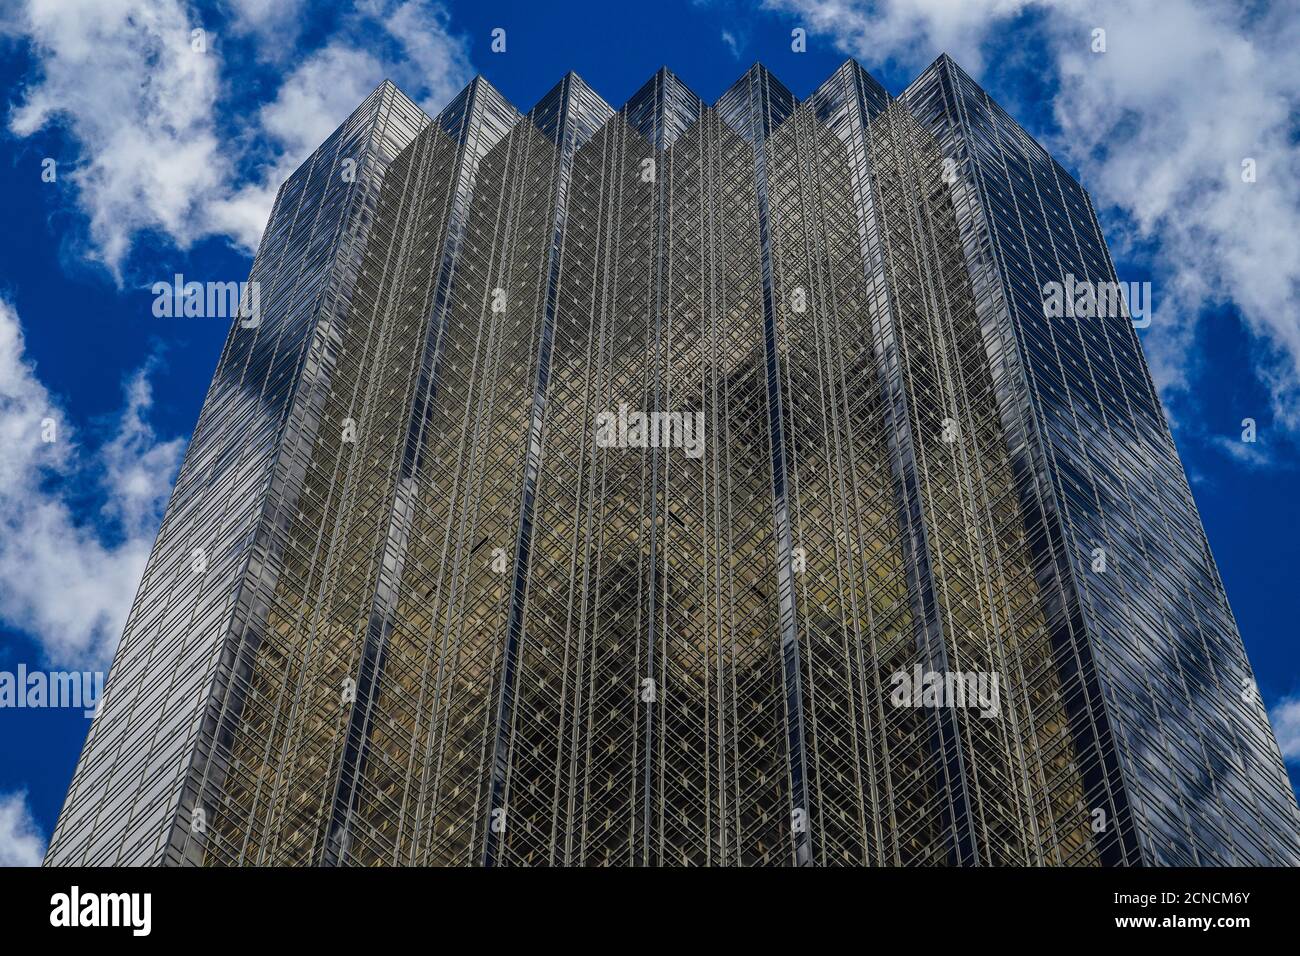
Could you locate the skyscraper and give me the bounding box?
[45,57,1300,867]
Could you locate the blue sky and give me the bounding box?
[1,0,1298,864]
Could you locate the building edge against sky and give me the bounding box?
[43,54,1300,866]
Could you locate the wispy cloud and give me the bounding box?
[0,298,183,668]
[0,790,45,867]
[765,0,1033,74]
[225,0,309,48]
[721,29,742,58]
[1209,433,1276,470]
[1270,694,1300,762]
[6,0,474,277]
[764,0,1300,448]
[217,1,473,251]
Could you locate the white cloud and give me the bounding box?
[764,0,1300,440]
[1209,432,1275,470]
[0,299,184,668]
[100,364,188,536]
[765,0,1033,74]
[1271,695,1300,762]
[1047,2,1300,436]
[225,0,308,45]
[8,0,227,279]
[7,0,473,273]
[218,3,473,250]
[379,0,475,112]
[721,29,741,58]
[0,790,46,867]
[206,42,392,253]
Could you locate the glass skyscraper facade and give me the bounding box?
[45,57,1299,867]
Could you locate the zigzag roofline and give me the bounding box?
[371,55,966,151]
